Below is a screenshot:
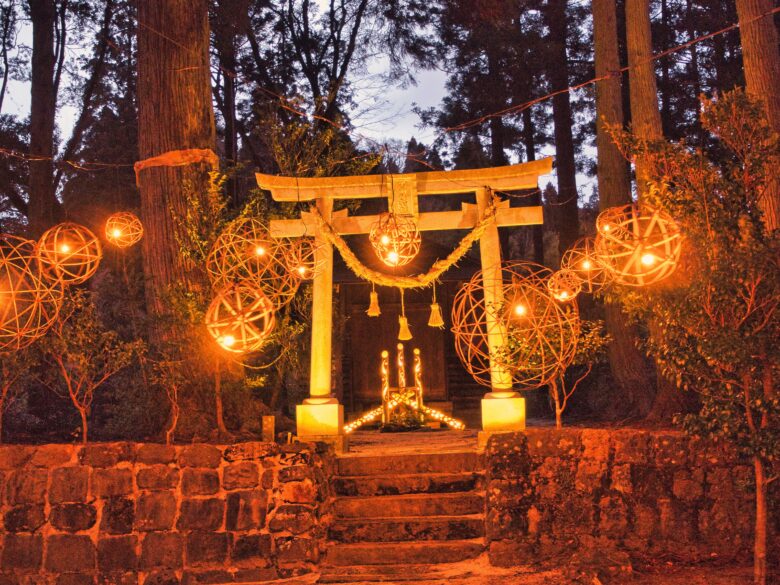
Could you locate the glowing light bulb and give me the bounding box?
[640,252,656,266]
[558,291,570,300]
[602,224,611,232]
[514,303,527,317]
[112,229,122,238]
[220,335,236,348]
[59,243,71,254]
[254,245,266,257]
[582,260,592,270]
[380,234,391,245]
[386,250,399,265]
[297,266,307,276]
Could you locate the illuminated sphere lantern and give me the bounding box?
[451,261,578,389]
[546,269,582,303]
[0,235,63,351]
[282,237,324,280]
[595,204,682,287]
[37,222,102,286]
[206,218,300,308]
[369,213,421,267]
[205,284,276,354]
[105,212,144,248]
[560,236,611,292]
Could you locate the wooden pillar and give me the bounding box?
[309,197,334,399]
[296,197,345,449]
[475,188,526,433]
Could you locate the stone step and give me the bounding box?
[317,563,471,583]
[333,492,484,519]
[323,540,484,566]
[332,472,484,497]
[329,515,485,543]
[336,452,482,477]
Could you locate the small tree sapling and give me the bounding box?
[41,289,144,443]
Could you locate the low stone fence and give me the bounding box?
[0,441,334,585]
[485,428,778,567]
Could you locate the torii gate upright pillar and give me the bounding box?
[294,197,347,447]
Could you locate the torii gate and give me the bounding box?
[256,158,552,447]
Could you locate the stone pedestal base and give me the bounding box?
[481,392,526,432]
[296,401,344,436]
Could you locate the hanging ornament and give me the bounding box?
[37,222,102,286]
[427,282,445,328]
[205,283,276,354]
[595,203,682,287]
[546,269,582,303]
[560,236,611,292]
[105,212,144,248]
[369,212,421,267]
[366,283,381,317]
[206,217,300,309]
[397,289,412,341]
[283,237,324,280]
[0,235,63,351]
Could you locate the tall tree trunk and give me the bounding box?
[658,0,671,137]
[522,108,544,265]
[736,0,780,231]
[626,0,663,196]
[593,0,655,416]
[626,0,687,420]
[685,0,702,141]
[28,0,59,236]
[545,0,579,257]
[136,0,217,314]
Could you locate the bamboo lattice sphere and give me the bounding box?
[206,218,300,308]
[105,212,144,248]
[369,213,421,267]
[560,236,610,292]
[595,204,682,287]
[0,235,63,351]
[452,261,577,389]
[38,222,102,285]
[546,269,582,303]
[205,284,276,354]
[282,237,325,280]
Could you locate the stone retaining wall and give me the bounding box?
[0,441,333,585]
[485,429,779,568]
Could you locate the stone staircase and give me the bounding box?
[319,451,486,583]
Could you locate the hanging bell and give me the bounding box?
[366,290,381,317]
[427,302,445,329]
[398,315,413,341]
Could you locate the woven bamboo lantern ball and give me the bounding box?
[105,212,144,248]
[205,284,276,354]
[283,237,324,280]
[0,235,63,351]
[546,269,582,302]
[369,213,421,267]
[560,236,610,292]
[595,204,682,287]
[502,278,579,388]
[452,261,577,389]
[206,217,300,308]
[38,222,102,286]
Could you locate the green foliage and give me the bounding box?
[610,89,780,463]
[40,289,145,442]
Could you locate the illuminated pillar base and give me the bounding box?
[296,398,347,452]
[481,391,526,432]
